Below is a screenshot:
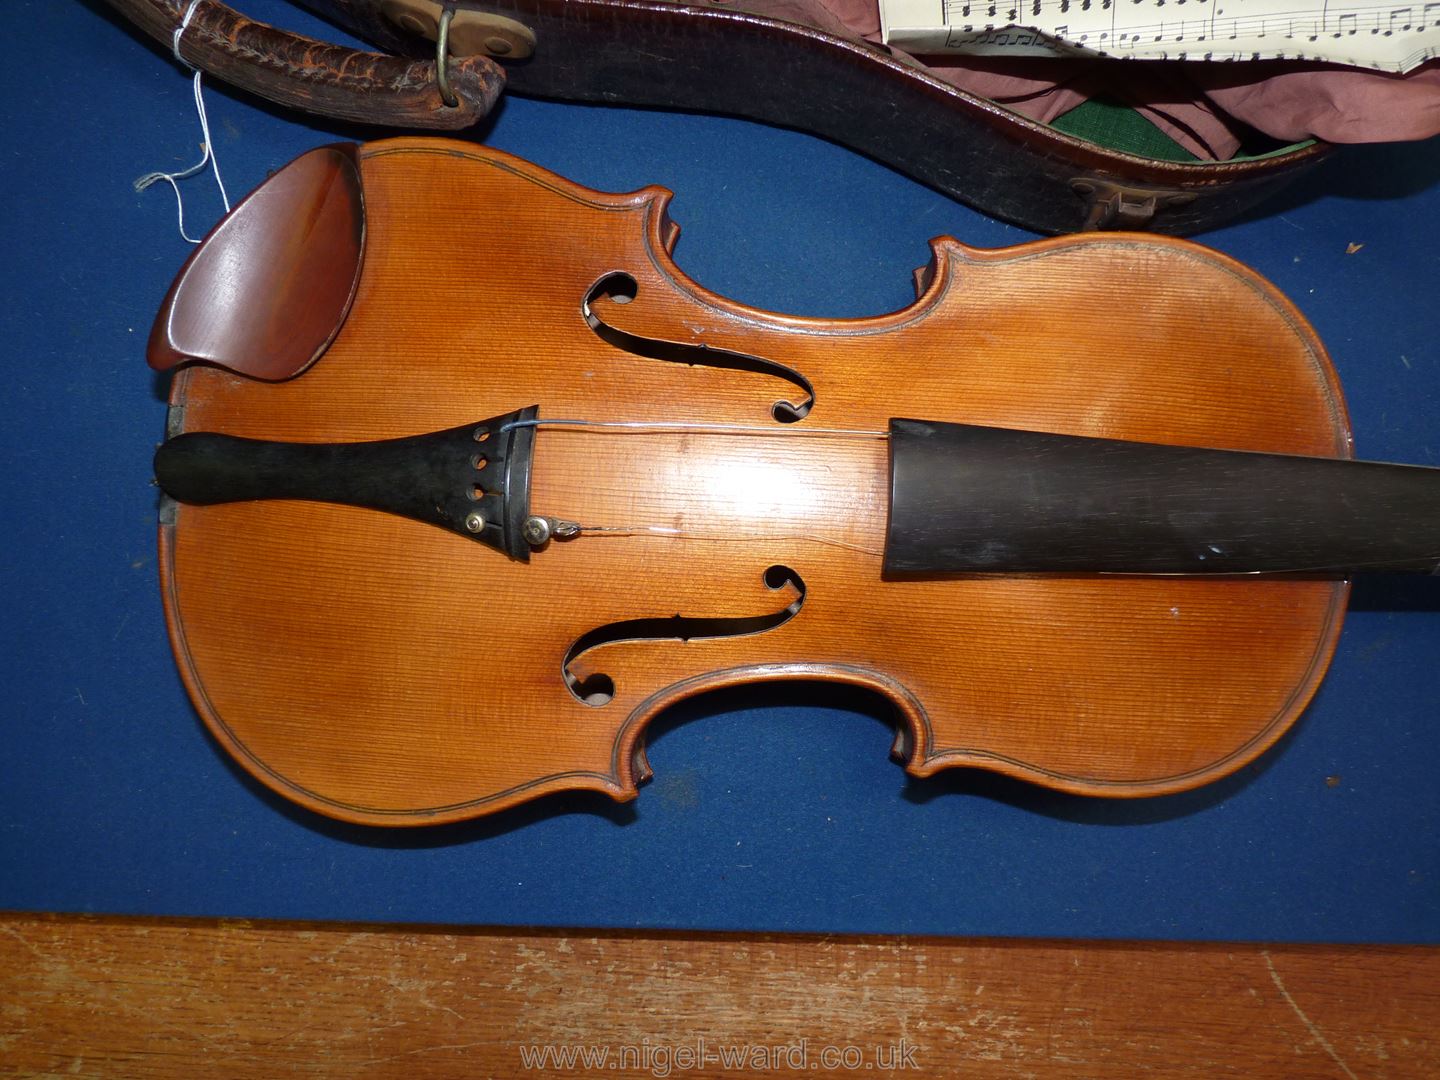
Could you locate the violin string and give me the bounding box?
[497,418,888,439]
[563,526,1438,573]
[573,523,884,557]
[507,421,886,554]
[134,0,232,245]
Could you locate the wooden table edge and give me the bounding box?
[4,909,1437,1077]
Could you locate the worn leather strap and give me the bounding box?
[102,0,503,129]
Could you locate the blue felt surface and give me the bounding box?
[1,0,1438,940]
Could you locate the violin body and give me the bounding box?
[153,139,1353,825]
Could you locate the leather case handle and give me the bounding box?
[102,0,504,129]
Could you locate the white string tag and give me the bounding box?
[133,0,232,244]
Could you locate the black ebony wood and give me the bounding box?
[884,419,1440,575]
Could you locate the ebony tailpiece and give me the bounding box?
[154,407,539,561]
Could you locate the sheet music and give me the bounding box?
[880,0,1440,70]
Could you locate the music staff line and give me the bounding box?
[936,0,1439,51]
[931,28,1436,67]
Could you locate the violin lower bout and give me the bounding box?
[159,494,1345,825]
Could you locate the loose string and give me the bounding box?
[560,525,1439,572]
[134,0,232,244]
[575,524,884,557]
[497,418,888,439]
[499,419,888,555]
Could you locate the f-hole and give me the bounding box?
[564,565,806,706]
[583,272,815,423]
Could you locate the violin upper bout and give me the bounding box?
[147,144,365,381]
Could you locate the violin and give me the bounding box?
[148,139,1440,826]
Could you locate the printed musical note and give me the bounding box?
[880,0,1440,70]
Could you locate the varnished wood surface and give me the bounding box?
[3,911,1438,1077]
[162,138,1352,824]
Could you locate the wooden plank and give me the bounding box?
[2,911,1436,1078]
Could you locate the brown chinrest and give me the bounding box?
[147,144,363,382]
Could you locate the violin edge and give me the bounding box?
[148,135,1355,400]
[150,137,1359,827]
[153,587,1349,823]
[157,519,637,826]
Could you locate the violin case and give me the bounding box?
[105,0,1332,234]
